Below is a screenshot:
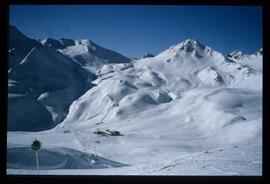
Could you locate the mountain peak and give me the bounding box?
[166,39,207,54]
[41,38,66,50]
[183,39,199,46]
[227,48,263,60]
[40,38,76,49]
[227,50,244,60]
[59,38,75,47]
[157,38,214,59]
[74,39,96,49]
[180,39,206,50]
[256,48,263,56]
[75,39,93,46]
[9,25,20,33]
[142,53,155,58]
[9,25,40,45]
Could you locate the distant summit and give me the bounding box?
[156,38,218,60]
[227,50,244,60]
[226,49,262,70]
[227,48,263,61]
[256,48,263,56]
[39,37,131,66]
[40,38,76,50]
[142,53,155,58]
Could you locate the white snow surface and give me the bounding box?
[7,36,262,175]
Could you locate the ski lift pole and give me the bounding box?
[35,151,39,175]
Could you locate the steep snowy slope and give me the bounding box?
[8,26,98,131]
[8,46,94,92]
[7,37,262,175]
[9,25,41,69]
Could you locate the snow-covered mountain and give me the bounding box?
[40,37,130,73]
[227,49,263,70]
[7,26,133,131]
[7,27,262,175]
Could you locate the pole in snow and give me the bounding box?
[31,139,41,175]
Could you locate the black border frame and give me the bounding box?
[1,0,268,184]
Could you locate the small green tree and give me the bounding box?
[31,139,41,174]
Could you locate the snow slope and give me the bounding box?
[7,29,262,175]
[7,147,127,170]
[7,137,261,175]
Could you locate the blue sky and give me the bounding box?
[9,5,262,58]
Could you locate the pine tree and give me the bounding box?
[31,139,41,174]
